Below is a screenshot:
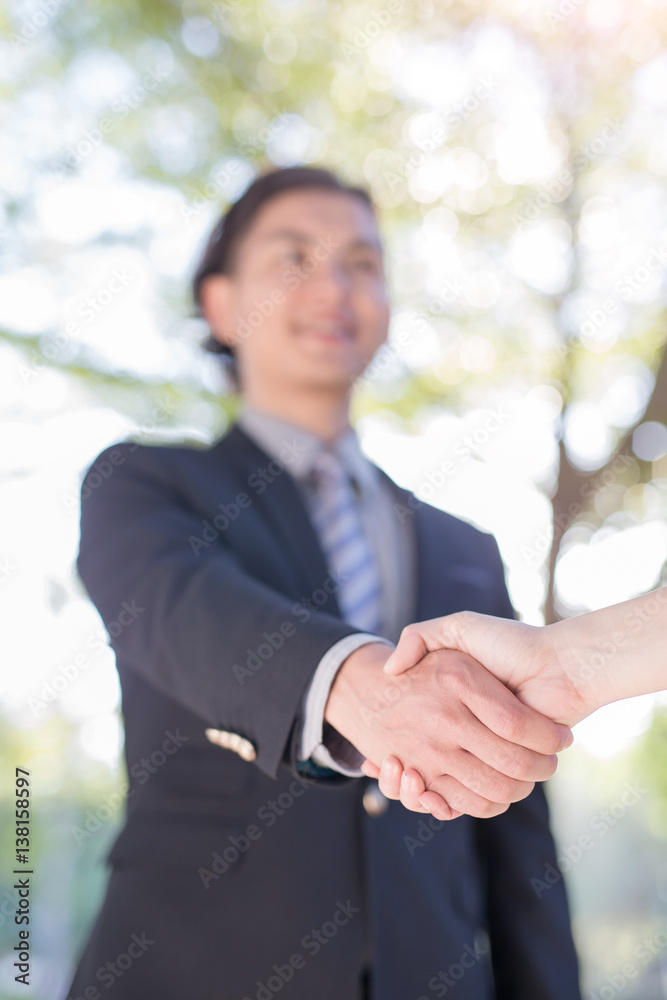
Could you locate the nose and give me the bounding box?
[304,255,353,297]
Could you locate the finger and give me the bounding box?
[431,738,537,805]
[389,736,535,809]
[454,703,560,784]
[361,759,381,779]
[428,774,512,820]
[378,754,403,800]
[383,615,469,676]
[419,790,463,821]
[385,759,461,819]
[398,768,430,813]
[460,667,572,756]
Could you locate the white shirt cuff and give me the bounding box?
[298,633,395,777]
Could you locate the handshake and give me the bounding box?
[325,589,667,822]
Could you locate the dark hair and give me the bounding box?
[192,165,377,378]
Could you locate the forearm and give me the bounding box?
[548,586,667,711]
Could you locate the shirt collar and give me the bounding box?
[236,402,379,494]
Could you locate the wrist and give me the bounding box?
[543,618,599,724]
[324,642,393,750]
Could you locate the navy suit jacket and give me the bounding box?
[71,422,581,1000]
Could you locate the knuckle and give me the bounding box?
[544,729,563,755]
[480,797,512,819]
[499,746,533,780]
[424,736,449,773]
[423,706,453,740]
[470,798,500,819]
[486,774,516,803]
[489,801,511,818]
[496,702,526,742]
[435,662,467,700]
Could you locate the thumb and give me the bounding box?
[383,616,463,675]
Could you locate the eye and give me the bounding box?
[351,258,378,272]
[283,247,305,264]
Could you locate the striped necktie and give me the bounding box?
[307,448,383,634]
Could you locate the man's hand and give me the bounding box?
[324,640,573,821]
[375,611,588,818]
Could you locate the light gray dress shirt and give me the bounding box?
[236,402,417,776]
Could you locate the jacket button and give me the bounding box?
[363,782,389,817]
[205,728,257,762]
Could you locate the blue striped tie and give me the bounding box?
[307,449,383,634]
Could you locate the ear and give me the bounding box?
[199,275,236,350]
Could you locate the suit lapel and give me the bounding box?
[211,424,471,627]
[209,424,343,618]
[373,467,463,621]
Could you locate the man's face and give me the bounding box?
[202,187,390,392]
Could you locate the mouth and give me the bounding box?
[296,322,355,343]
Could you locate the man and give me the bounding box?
[65,165,581,999]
